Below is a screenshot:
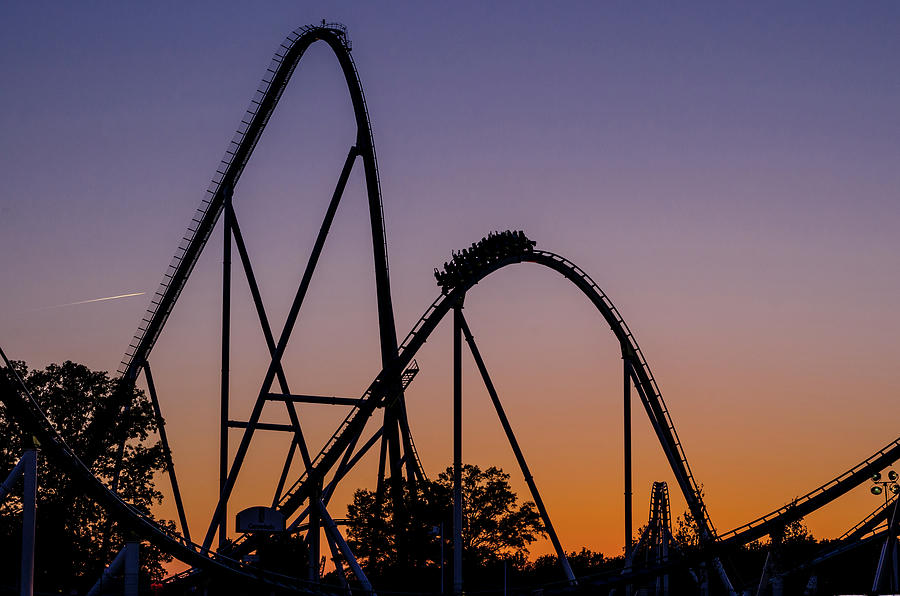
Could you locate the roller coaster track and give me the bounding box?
[4,20,897,594]
[118,22,388,382]
[716,435,900,546]
[1,22,398,592]
[0,349,318,593]
[94,16,718,560]
[9,245,727,587]
[241,250,728,578]
[8,240,897,587]
[838,498,893,543]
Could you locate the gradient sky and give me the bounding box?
[2,1,899,566]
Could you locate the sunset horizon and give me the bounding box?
[2,3,898,594]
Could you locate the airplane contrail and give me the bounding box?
[30,292,146,311]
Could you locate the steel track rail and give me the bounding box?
[8,243,893,588]
[252,250,718,554]
[715,435,900,546]
[77,23,389,477]
[0,350,325,593]
[256,249,899,574]
[118,23,376,381]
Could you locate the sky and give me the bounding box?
[1,0,899,568]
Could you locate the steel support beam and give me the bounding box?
[202,145,359,551]
[458,313,576,584]
[452,303,463,595]
[20,448,36,596]
[323,427,385,505]
[143,362,191,542]
[273,439,298,507]
[323,529,352,593]
[0,455,25,504]
[308,480,321,582]
[266,393,365,406]
[85,541,139,596]
[227,421,295,432]
[220,186,233,549]
[372,420,389,563]
[124,540,140,596]
[229,200,313,471]
[86,546,127,596]
[624,357,633,556]
[319,499,374,593]
[873,496,900,592]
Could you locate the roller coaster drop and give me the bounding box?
[2,22,900,595]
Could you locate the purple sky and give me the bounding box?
[2,2,899,558]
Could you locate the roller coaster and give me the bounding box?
[2,22,899,595]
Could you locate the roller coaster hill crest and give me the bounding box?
[2,21,900,596]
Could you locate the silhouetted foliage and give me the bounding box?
[673,510,701,549]
[0,360,172,594]
[522,547,617,587]
[256,533,310,576]
[346,464,544,588]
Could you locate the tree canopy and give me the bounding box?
[345,464,544,583]
[0,360,172,594]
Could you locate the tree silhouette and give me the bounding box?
[346,464,543,580]
[0,360,172,594]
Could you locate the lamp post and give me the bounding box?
[870,470,900,593]
[870,470,900,505]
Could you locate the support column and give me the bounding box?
[874,496,900,593]
[458,313,575,584]
[623,357,633,556]
[319,499,374,593]
[124,539,140,596]
[202,147,358,550]
[20,448,36,596]
[452,303,463,596]
[144,363,191,542]
[308,478,321,582]
[220,186,233,549]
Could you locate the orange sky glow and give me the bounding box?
[1,1,899,577]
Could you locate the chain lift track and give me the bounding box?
[117,22,385,382]
[3,22,900,595]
